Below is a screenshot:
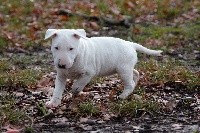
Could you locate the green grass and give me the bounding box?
[63,16,83,29]
[0,69,42,87]
[137,59,200,89]
[88,77,106,86]
[23,127,35,133]
[192,130,200,133]
[95,0,109,15]
[0,59,11,71]
[0,0,34,15]
[111,98,160,117]
[0,1,34,30]
[0,59,42,87]
[132,24,184,43]
[13,69,42,86]
[157,0,192,20]
[0,94,29,127]
[183,21,200,40]
[157,7,181,20]
[0,0,35,48]
[131,21,200,51]
[77,101,99,116]
[0,37,10,51]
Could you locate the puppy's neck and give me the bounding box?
[72,39,86,66]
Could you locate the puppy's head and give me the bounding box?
[44,29,87,69]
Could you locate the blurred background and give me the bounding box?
[0,0,199,53]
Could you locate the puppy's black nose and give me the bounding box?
[58,64,66,69]
[58,59,66,69]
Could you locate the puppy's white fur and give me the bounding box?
[44,29,162,108]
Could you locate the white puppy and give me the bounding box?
[44,29,162,108]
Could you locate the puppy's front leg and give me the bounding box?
[46,72,66,108]
[72,74,93,95]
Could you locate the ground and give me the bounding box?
[0,0,200,133]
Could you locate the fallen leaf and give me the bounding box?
[59,15,69,21]
[89,21,100,30]
[82,125,93,131]
[103,114,111,121]
[0,13,4,23]
[6,129,21,133]
[80,117,88,123]
[37,75,53,88]
[110,7,120,15]
[94,94,101,99]
[172,124,183,130]
[165,99,177,112]
[52,117,68,123]
[37,87,54,96]
[15,92,24,97]
[2,126,22,133]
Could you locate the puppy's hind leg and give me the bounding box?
[118,67,136,99]
[133,69,139,85]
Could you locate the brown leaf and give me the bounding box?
[37,74,54,88]
[0,13,4,23]
[110,7,120,15]
[2,126,22,133]
[15,92,24,97]
[14,43,21,47]
[80,117,88,123]
[94,93,101,99]
[81,125,93,131]
[172,124,183,130]
[59,15,69,21]
[6,129,21,133]
[52,117,68,123]
[2,31,13,40]
[124,1,135,9]
[132,27,141,34]
[32,5,43,15]
[103,114,111,121]
[165,99,177,112]
[89,21,100,30]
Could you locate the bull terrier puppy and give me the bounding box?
[44,29,162,108]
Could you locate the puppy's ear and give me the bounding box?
[73,29,87,40]
[76,29,86,37]
[44,29,57,40]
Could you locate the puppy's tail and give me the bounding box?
[133,43,162,56]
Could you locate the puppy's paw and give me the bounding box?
[118,93,128,99]
[157,50,163,56]
[45,99,61,108]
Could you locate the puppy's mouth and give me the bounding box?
[57,64,66,69]
[57,63,74,69]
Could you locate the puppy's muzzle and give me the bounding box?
[58,59,66,69]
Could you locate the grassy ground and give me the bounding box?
[0,0,200,132]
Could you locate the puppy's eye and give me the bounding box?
[55,47,58,50]
[69,48,73,51]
